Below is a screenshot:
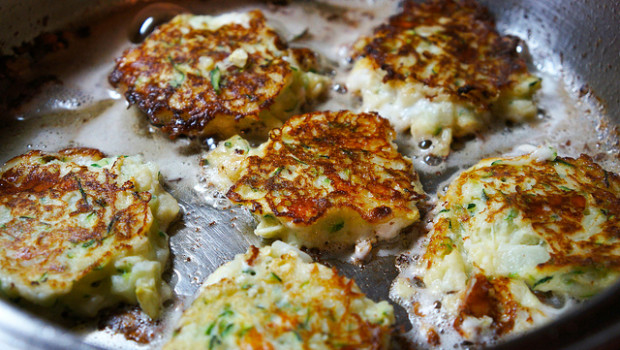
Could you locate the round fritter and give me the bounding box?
[0,149,179,318]
[205,111,425,255]
[347,0,541,156]
[164,242,395,350]
[392,148,620,344]
[110,10,328,138]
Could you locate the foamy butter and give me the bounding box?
[0,0,618,349]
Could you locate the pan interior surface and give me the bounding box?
[0,0,618,349]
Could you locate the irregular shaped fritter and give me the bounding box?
[347,0,541,156]
[164,241,395,350]
[204,111,425,256]
[110,10,329,138]
[0,149,179,318]
[392,147,620,346]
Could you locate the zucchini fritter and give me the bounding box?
[205,111,425,256]
[0,149,179,318]
[392,147,620,345]
[164,242,395,350]
[348,0,541,156]
[110,10,328,138]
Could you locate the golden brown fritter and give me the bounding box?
[424,152,620,291]
[0,148,179,318]
[354,0,531,111]
[164,242,395,349]
[393,148,620,344]
[110,10,328,138]
[348,0,541,156]
[205,110,425,253]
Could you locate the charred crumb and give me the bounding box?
[98,305,160,344]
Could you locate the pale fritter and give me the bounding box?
[348,0,541,156]
[110,10,328,138]
[392,148,620,344]
[164,242,395,350]
[0,149,179,318]
[205,111,425,255]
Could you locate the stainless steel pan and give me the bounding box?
[0,0,618,349]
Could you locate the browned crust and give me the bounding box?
[0,149,152,293]
[299,264,388,349]
[226,111,424,225]
[353,0,530,111]
[453,274,519,337]
[109,10,318,138]
[419,153,620,338]
[187,251,391,349]
[426,154,620,270]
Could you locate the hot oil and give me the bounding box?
[0,0,617,349]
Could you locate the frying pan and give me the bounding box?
[0,0,618,349]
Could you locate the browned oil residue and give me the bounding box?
[98,305,160,344]
[454,275,517,337]
[427,328,441,346]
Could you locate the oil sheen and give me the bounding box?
[0,1,617,349]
